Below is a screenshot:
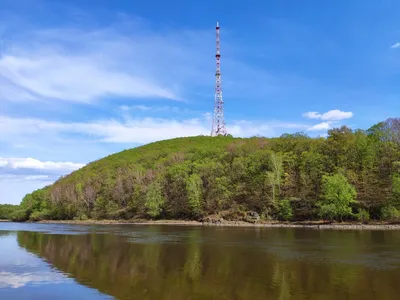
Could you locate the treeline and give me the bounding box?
[0,204,19,220]
[11,118,400,223]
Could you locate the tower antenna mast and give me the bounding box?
[211,21,227,136]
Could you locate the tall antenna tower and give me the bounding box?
[211,21,227,136]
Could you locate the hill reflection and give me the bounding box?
[16,227,400,300]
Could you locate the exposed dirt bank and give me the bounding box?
[34,219,400,230]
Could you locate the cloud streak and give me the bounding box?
[0,43,179,103]
[391,42,400,49]
[0,20,214,104]
[0,157,84,172]
[303,109,353,121]
[0,114,310,145]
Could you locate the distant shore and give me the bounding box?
[33,219,400,230]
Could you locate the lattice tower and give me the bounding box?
[211,21,227,136]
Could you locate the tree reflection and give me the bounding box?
[16,228,400,300]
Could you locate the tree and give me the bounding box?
[0,204,19,220]
[266,152,283,204]
[319,173,357,221]
[186,174,203,218]
[145,181,165,219]
[392,172,400,208]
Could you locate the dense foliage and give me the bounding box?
[12,118,400,222]
[0,204,19,220]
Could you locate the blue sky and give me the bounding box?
[1,0,399,204]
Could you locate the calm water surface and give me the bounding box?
[0,222,400,300]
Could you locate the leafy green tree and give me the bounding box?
[266,152,283,204]
[319,173,357,221]
[145,181,165,219]
[92,196,109,219]
[186,174,203,218]
[392,173,400,208]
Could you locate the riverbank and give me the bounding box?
[35,219,400,230]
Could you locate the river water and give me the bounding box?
[0,222,399,300]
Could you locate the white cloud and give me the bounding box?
[0,157,85,172]
[0,115,309,145]
[0,52,178,103]
[24,175,50,181]
[121,105,151,111]
[0,115,209,144]
[307,122,331,131]
[302,112,321,119]
[320,109,353,121]
[0,157,84,204]
[119,105,193,114]
[391,42,400,49]
[303,109,353,121]
[0,174,50,182]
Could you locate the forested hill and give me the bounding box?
[11,118,400,223]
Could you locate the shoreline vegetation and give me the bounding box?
[34,219,400,230]
[2,218,400,230]
[2,118,400,225]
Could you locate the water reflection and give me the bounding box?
[0,271,67,289]
[0,231,111,300]
[11,226,400,300]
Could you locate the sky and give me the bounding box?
[0,0,399,204]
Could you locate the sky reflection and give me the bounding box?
[0,232,111,299]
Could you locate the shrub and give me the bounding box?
[11,209,29,222]
[277,200,293,221]
[380,205,400,221]
[73,212,89,221]
[30,209,52,221]
[356,208,370,223]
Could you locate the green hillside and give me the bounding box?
[12,118,400,223]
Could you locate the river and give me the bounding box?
[0,222,399,299]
